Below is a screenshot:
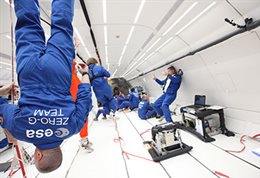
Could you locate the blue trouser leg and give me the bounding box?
[14,0,75,90]
[119,101,130,109]
[153,93,166,117]
[162,94,176,122]
[14,0,45,73]
[108,98,117,113]
[96,109,107,119]
[146,110,156,119]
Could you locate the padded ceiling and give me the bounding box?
[1,0,260,84]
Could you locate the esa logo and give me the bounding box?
[26,128,70,138]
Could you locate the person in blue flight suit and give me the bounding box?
[119,88,140,110]
[86,58,117,120]
[0,0,92,173]
[138,93,156,120]
[115,91,127,109]
[0,97,9,152]
[152,66,182,122]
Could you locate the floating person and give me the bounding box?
[86,57,118,120]
[138,93,156,120]
[0,0,92,173]
[70,60,93,152]
[118,88,140,111]
[152,66,182,122]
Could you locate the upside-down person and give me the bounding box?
[138,93,156,120]
[152,66,182,122]
[70,60,93,152]
[0,0,92,173]
[86,58,118,121]
[118,88,140,111]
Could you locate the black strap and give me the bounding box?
[162,76,169,91]
[89,67,103,82]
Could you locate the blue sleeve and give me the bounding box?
[0,104,16,131]
[101,66,111,78]
[155,78,165,85]
[73,83,92,131]
[129,93,133,102]
[169,75,182,84]
[0,97,8,105]
[147,104,154,111]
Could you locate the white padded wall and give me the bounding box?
[130,27,260,135]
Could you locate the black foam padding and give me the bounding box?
[144,141,193,162]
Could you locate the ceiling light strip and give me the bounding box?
[103,0,107,23]
[176,1,216,35]
[162,2,198,36]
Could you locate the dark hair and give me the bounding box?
[130,88,135,92]
[168,66,177,74]
[86,57,98,66]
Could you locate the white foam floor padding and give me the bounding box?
[1,111,260,178]
[128,112,260,178]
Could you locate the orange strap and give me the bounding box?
[70,60,88,138]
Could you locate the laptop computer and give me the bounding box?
[188,95,206,109]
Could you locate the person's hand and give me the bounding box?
[4,128,18,145]
[152,74,157,80]
[0,83,15,96]
[77,63,89,74]
[162,70,168,76]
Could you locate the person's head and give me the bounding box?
[130,88,136,92]
[141,93,149,100]
[34,147,62,173]
[86,57,98,66]
[167,66,177,75]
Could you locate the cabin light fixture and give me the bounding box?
[155,37,174,52]
[84,47,90,57]
[104,26,108,45]
[74,28,86,46]
[105,46,108,63]
[162,2,198,36]
[146,37,162,52]
[125,26,135,45]
[118,55,123,66]
[122,52,146,76]
[74,28,91,57]
[134,0,146,23]
[126,52,155,76]
[175,1,216,35]
[118,0,146,71]
[103,0,107,23]
[112,69,118,77]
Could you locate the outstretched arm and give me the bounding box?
[152,74,165,85]
[74,64,92,130]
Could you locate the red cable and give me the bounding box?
[113,119,155,163]
[225,134,260,153]
[139,129,151,136]
[15,145,27,178]
[214,171,230,178]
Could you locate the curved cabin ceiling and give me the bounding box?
[1,0,260,84]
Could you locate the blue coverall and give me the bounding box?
[0,0,92,150]
[138,100,156,120]
[115,95,127,108]
[88,64,117,116]
[0,97,8,150]
[153,75,182,122]
[119,91,140,110]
